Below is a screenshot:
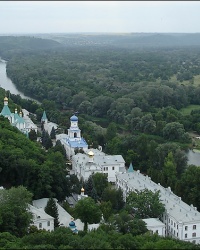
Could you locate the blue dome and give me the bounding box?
[70,115,78,121]
[69,221,75,227]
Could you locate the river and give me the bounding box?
[186,149,200,167]
[0,58,38,102]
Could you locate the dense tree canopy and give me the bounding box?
[0,186,33,237]
[126,189,165,219]
[0,116,78,201]
[74,197,102,231]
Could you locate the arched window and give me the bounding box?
[74,132,77,138]
[39,223,42,228]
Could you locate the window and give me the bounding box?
[171,220,173,225]
[174,230,175,235]
[112,166,115,170]
[39,223,42,229]
[169,219,170,223]
[185,234,187,238]
[156,230,158,234]
[47,221,50,227]
[193,240,196,244]
[193,225,196,230]
[174,222,176,227]
[185,226,188,231]
[177,225,178,229]
[177,233,178,237]
[192,233,196,237]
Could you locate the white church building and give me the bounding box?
[28,204,54,232]
[72,149,126,183]
[116,164,200,244]
[56,114,88,159]
[54,113,126,183]
[41,110,58,136]
[0,96,37,136]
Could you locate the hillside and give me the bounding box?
[0,36,63,60]
[35,32,200,48]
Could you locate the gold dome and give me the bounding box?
[88,151,94,157]
[4,96,8,101]
[81,187,85,192]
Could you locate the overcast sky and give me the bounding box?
[1,1,200,34]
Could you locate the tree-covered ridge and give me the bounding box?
[37,33,200,48]
[5,46,200,126]
[0,36,63,60]
[0,116,73,201]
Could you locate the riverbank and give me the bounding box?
[0,59,40,104]
[0,58,7,63]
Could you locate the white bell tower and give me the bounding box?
[68,115,81,141]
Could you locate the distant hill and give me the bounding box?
[34,32,200,49]
[0,36,63,59]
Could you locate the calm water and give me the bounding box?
[0,59,37,102]
[186,150,200,166]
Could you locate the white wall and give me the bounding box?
[31,218,54,232]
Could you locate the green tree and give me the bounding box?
[162,152,177,189]
[45,137,53,150]
[138,114,156,134]
[177,165,200,211]
[162,122,186,141]
[105,122,117,142]
[0,186,33,237]
[92,172,108,200]
[29,129,37,141]
[156,142,187,177]
[41,130,53,150]
[50,126,56,139]
[74,197,102,231]
[85,175,95,197]
[91,187,98,203]
[0,232,22,249]
[126,189,165,219]
[44,198,60,228]
[101,186,124,211]
[50,140,66,158]
[108,210,148,236]
[100,201,112,222]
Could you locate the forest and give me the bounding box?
[1,35,200,248]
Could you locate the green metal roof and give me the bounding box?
[18,116,25,124]
[41,111,47,121]
[0,105,12,117]
[128,162,134,173]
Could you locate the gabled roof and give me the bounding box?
[116,171,200,223]
[28,204,54,221]
[32,198,84,230]
[142,218,165,227]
